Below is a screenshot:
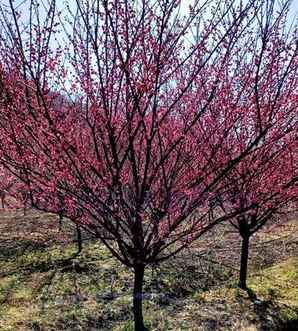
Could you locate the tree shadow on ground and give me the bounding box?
[0,252,88,278]
[244,287,298,331]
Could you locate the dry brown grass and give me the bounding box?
[0,210,297,330]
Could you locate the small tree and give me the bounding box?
[220,140,297,289]
[0,1,297,329]
[208,0,298,287]
[0,166,17,209]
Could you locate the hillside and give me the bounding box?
[0,210,297,330]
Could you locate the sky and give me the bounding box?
[1,0,298,25]
[0,0,297,97]
[1,0,297,75]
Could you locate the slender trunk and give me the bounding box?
[59,214,63,231]
[76,224,82,254]
[239,234,250,289]
[133,264,147,331]
[22,193,27,215]
[1,193,5,209]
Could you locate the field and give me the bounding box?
[0,209,297,330]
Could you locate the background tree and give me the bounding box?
[0,166,18,209]
[218,140,297,289]
[204,1,298,289]
[0,0,297,329]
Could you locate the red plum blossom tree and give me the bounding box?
[0,0,297,329]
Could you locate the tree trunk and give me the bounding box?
[133,264,147,331]
[76,224,82,254]
[1,193,5,209]
[239,234,250,289]
[58,214,63,231]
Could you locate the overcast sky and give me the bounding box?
[2,0,298,24]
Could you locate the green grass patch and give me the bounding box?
[0,213,297,330]
[248,257,298,307]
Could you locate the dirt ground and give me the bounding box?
[0,209,297,330]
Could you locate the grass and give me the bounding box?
[0,210,297,330]
[247,257,298,329]
[248,257,298,305]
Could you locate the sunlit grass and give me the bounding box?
[0,213,297,330]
